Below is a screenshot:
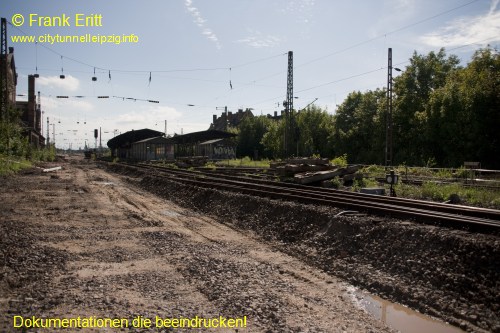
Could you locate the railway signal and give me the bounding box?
[386,169,399,197]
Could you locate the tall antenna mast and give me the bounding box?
[385,47,394,167]
[283,51,293,156]
[47,117,50,146]
[286,51,293,114]
[1,18,8,120]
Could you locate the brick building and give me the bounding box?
[210,108,254,131]
[0,46,17,120]
[16,75,45,147]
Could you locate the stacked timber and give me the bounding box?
[270,157,362,185]
[176,156,208,168]
[294,164,362,185]
[272,157,331,176]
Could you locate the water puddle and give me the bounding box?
[160,210,181,217]
[350,288,465,333]
[94,181,116,186]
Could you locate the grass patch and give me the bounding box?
[395,181,500,209]
[215,156,271,168]
[204,162,217,170]
[330,154,348,167]
[0,155,32,176]
[361,164,469,180]
[352,177,379,191]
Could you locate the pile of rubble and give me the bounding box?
[270,157,362,185]
[175,156,208,168]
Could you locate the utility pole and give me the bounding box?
[37,91,41,134]
[46,117,50,146]
[283,51,293,157]
[385,48,394,167]
[225,106,228,130]
[1,18,9,121]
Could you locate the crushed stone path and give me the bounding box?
[0,158,393,332]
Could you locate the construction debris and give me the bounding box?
[360,188,386,195]
[175,156,208,168]
[272,158,334,177]
[42,166,62,173]
[295,169,344,184]
[270,158,362,185]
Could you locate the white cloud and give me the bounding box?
[116,105,182,128]
[174,122,210,134]
[36,75,80,92]
[43,95,94,114]
[490,0,499,14]
[420,5,500,48]
[282,0,315,23]
[61,99,94,113]
[236,30,282,48]
[387,0,415,11]
[184,0,221,50]
[283,0,315,14]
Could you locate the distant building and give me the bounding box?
[130,136,174,160]
[0,46,18,120]
[266,110,285,120]
[171,129,237,159]
[107,128,165,158]
[210,108,254,131]
[1,45,44,147]
[16,75,45,147]
[107,128,237,161]
[197,138,236,159]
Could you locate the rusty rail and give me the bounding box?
[112,162,500,232]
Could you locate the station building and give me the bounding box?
[107,128,236,161]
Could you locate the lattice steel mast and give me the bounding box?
[283,51,293,156]
[1,18,8,120]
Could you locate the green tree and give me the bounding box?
[332,90,386,164]
[295,105,334,157]
[393,48,461,165]
[0,107,29,157]
[425,47,500,168]
[235,115,273,159]
[261,118,285,159]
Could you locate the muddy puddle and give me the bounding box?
[93,181,116,186]
[160,209,181,217]
[350,288,465,333]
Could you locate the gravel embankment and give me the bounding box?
[106,163,499,333]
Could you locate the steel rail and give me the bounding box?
[114,162,500,231]
[141,163,500,221]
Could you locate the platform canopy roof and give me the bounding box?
[169,129,236,144]
[107,129,164,149]
[133,136,174,144]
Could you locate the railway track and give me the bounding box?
[112,162,500,232]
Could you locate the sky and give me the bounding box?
[2,0,499,149]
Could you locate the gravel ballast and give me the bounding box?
[104,163,500,333]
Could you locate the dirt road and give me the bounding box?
[0,158,392,332]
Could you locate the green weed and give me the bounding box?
[330,154,348,167]
[215,157,271,168]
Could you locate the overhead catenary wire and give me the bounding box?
[250,35,499,108]
[5,0,484,81]
[8,20,287,76]
[6,0,485,97]
[295,0,482,69]
[5,0,495,114]
[51,94,159,103]
[14,34,496,112]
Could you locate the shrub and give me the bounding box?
[330,154,348,167]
